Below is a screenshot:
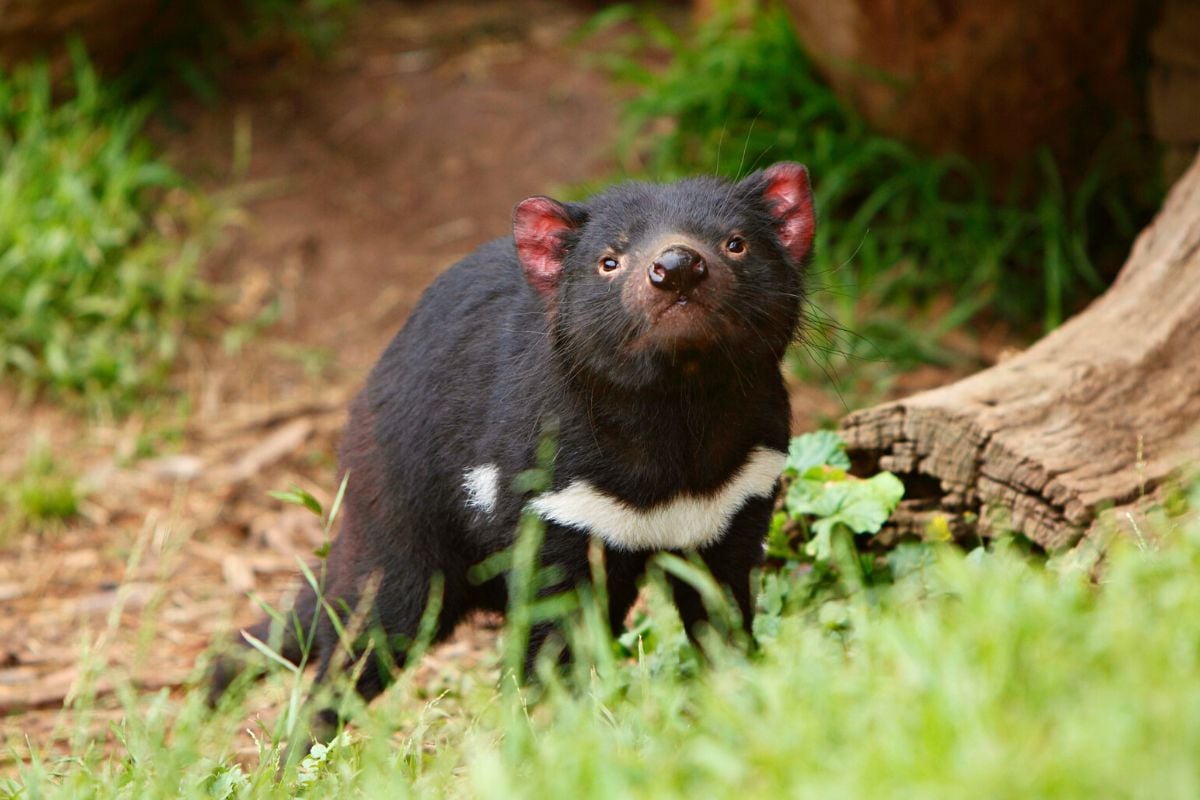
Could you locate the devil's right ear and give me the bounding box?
[513,197,580,300]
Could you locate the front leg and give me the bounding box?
[520,528,649,677]
[668,495,773,642]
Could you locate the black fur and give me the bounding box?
[209,163,814,719]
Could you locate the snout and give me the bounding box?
[620,240,735,354]
[648,246,708,296]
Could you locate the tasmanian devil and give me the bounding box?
[209,162,815,720]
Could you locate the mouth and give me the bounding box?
[652,293,705,317]
[618,250,739,355]
[636,296,726,351]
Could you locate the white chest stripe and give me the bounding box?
[529,447,786,552]
[463,463,501,514]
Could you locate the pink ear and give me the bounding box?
[513,196,576,299]
[761,162,815,262]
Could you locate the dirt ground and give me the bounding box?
[0,0,632,763]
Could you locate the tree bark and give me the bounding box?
[777,0,1138,172]
[840,151,1200,551]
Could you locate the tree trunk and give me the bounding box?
[777,0,1138,172]
[840,151,1200,551]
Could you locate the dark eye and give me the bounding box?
[600,256,620,273]
[726,236,746,254]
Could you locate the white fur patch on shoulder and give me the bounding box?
[529,447,786,551]
[463,463,501,514]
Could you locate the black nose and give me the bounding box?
[648,246,708,293]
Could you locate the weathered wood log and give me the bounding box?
[841,152,1200,551]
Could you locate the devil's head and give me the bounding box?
[513,163,815,392]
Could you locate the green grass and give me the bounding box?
[584,2,1162,403]
[6,465,1200,797]
[0,46,213,413]
[0,438,83,540]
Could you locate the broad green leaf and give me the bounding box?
[805,518,836,561]
[788,478,850,520]
[792,472,906,561]
[785,430,850,475]
[832,472,905,535]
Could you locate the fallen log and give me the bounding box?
[840,151,1200,551]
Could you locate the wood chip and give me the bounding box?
[219,419,314,486]
[73,583,156,616]
[61,550,100,571]
[142,454,206,481]
[0,667,37,685]
[221,555,256,595]
[0,666,78,713]
[0,665,192,714]
[197,395,344,441]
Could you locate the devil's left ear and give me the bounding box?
[750,162,815,263]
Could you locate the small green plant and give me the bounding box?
[0,46,213,412]
[755,430,910,630]
[1,439,83,538]
[770,430,904,562]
